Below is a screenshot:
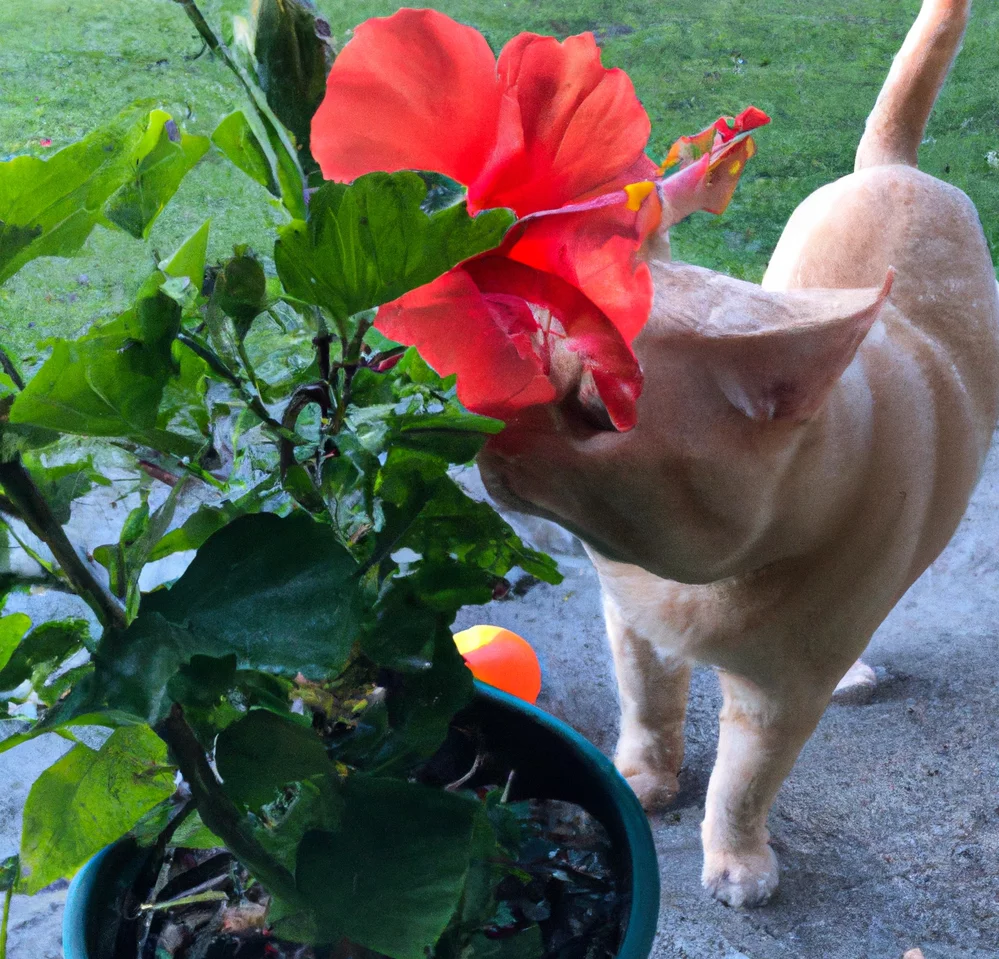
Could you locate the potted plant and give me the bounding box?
[0,2,666,957]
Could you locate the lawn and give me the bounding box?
[1,0,997,365]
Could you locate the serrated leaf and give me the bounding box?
[274,172,513,324]
[143,512,363,672]
[20,725,175,893]
[396,475,560,584]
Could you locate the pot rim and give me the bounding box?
[63,681,660,958]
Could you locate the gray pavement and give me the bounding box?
[4,438,999,958]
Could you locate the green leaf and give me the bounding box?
[19,725,175,893]
[0,104,204,284]
[396,476,561,585]
[253,778,340,873]
[9,272,200,458]
[146,481,277,562]
[94,497,150,601]
[81,513,365,723]
[274,172,514,325]
[0,618,88,692]
[169,811,224,850]
[357,603,473,772]
[385,410,503,464]
[294,776,481,959]
[169,0,306,217]
[0,372,17,401]
[0,855,18,893]
[157,341,210,442]
[259,108,308,220]
[18,453,111,526]
[215,708,333,810]
[143,512,363,673]
[95,474,191,620]
[103,110,210,239]
[252,0,333,172]
[164,653,243,742]
[211,111,277,193]
[463,928,544,959]
[161,219,211,292]
[0,613,31,676]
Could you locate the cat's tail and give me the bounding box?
[855,0,970,171]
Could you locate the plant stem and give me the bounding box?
[0,346,24,391]
[159,705,308,911]
[0,457,126,631]
[0,883,11,959]
[176,333,300,443]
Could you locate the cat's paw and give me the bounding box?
[832,659,877,705]
[615,759,679,811]
[701,844,779,908]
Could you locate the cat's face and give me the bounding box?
[476,260,893,578]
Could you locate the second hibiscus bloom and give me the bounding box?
[311,9,768,430]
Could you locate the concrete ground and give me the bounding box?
[4,438,999,958]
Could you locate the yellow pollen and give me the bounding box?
[624,180,655,211]
[728,160,742,175]
[746,138,757,159]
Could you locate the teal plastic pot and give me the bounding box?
[64,682,660,959]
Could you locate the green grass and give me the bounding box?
[2,0,998,364]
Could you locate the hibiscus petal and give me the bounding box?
[661,125,718,172]
[661,105,771,170]
[374,269,555,417]
[311,9,502,187]
[501,200,659,345]
[661,135,761,223]
[469,32,652,215]
[715,105,771,142]
[464,257,643,431]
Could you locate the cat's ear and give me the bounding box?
[663,267,894,422]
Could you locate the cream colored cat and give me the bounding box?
[478,0,999,907]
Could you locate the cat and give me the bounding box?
[477,0,999,907]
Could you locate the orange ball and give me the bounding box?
[453,625,542,704]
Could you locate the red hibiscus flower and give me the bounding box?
[312,9,768,429]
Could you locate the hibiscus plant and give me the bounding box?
[0,1,765,957]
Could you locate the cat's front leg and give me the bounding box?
[601,588,691,811]
[701,670,832,907]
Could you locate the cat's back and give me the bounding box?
[765,164,999,451]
